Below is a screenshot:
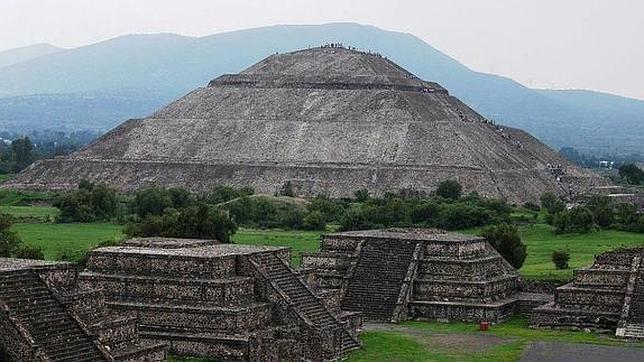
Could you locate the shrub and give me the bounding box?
[302,211,327,231]
[278,181,295,197]
[206,185,253,205]
[338,207,374,231]
[307,195,344,222]
[354,189,370,203]
[125,203,238,242]
[585,196,614,228]
[0,213,21,257]
[523,202,541,212]
[132,187,174,218]
[435,203,495,230]
[481,224,527,269]
[552,250,570,269]
[14,245,45,260]
[554,207,596,234]
[54,181,120,222]
[436,180,462,199]
[540,192,565,224]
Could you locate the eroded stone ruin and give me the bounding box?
[5,46,606,203]
[531,247,644,339]
[0,258,166,361]
[78,238,360,360]
[300,228,548,323]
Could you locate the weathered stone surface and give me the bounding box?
[301,228,535,323]
[0,258,166,361]
[4,47,606,203]
[531,247,644,338]
[80,238,360,360]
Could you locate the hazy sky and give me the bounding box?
[1,0,643,100]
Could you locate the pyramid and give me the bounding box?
[6,46,606,203]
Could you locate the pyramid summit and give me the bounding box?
[6,46,606,202]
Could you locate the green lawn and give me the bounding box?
[348,317,644,361]
[462,224,644,280]
[231,227,322,266]
[0,205,60,221]
[9,217,643,280]
[13,223,123,260]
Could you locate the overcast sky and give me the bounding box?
[1,0,642,100]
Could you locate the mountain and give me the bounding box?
[0,43,62,68]
[0,23,641,156]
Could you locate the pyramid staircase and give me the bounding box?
[248,252,360,356]
[340,239,419,322]
[0,269,107,361]
[618,258,644,339]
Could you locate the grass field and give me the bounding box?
[231,227,323,266]
[0,205,60,221]
[10,220,643,279]
[14,223,123,260]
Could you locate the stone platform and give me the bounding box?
[80,238,360,361]
[0,258,166,361]
[531,247,644,338]
[301,228,540,323]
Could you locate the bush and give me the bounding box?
[302,211,327,231]
[125,203,238,242]
[436,180,462,199]
[278,181,295,197]
[220,196,307,230]
[354,189,370,203]
[338,207,374,231]
[307,195,344,222]
[554,207,596,234]
[206,185,253,205]
[540,192,565,224]
[523,202,541,212]
[0,213,21,257]
[14,245,45,260]
[481,224,527,269]
[132,187,174,218]
[435,203,495,230]
[585,196,614,228]
[54,181,120,222]
[552,250,570,269]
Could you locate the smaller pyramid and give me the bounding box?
[531,247,644,338]
[301,228,544,323]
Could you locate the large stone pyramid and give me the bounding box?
[6,46,605,202]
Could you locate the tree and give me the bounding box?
[436,180,462,200]
[540,192,566,224]
[553,207,596,234]
[54,181,119,222]
[552,250,570,269]
[132,187,174,218]
[354,189,370,203]
[481,224,527,269]
[619,164,644,185]
[207,185,253,205]
[0,213,22,257]
[125,203,238,242]
[585,196,614,228]
[302,211,327,231]
[10,137,34,172]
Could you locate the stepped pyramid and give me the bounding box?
[300,228,548,323]
[79,238,360,360]
[6,46,605,203]
[532,247,644,338]
[0,258,166,361]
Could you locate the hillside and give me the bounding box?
[0,23,641,156]
[0,43,61,68]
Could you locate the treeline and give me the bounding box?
[540,192,644,234]
[0,131,97,174]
